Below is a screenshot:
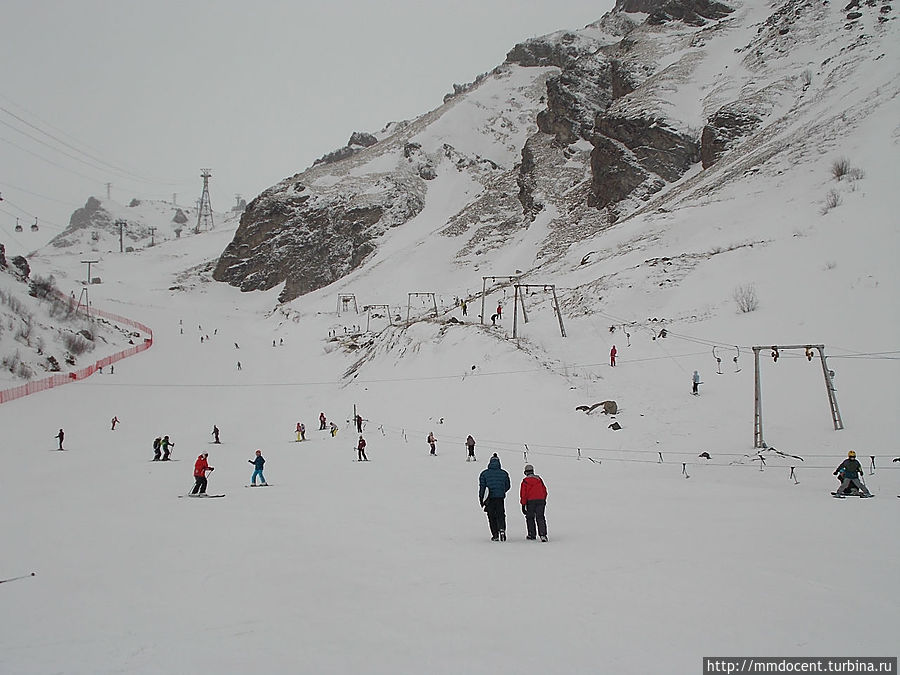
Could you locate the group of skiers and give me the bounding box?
[152,435,176,461]
[478,454,549,542]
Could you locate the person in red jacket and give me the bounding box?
[520,464,548,541]
[610,345,617,367]
[191,453,214,495]
[357,435,368,461]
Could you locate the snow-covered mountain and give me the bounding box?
[1,0,898,672]
[213,0,897,305]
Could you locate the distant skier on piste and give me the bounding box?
[330,422,339,437]
[248,450,267,486]
[161,435,175,461]
[466,435,476,462]
[212,425,220,444]
[610,345,617,367]
[520,464,549,542]
[55,428,65,451]
[355,414,364,433]
[479,453,510,541]
[111,416,119,431]
[319,412,327,430]
[832,450,872,498]
[191,453,214,495]
[427,432,437,456]
[496,303,502,319]
[692,370,701,395]
[296,422,305,442]
[152,437,162,461]
[357,435,368,461]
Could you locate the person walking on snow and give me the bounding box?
[427,432,437,455]
[610,345,617,367]
[248,450,267,486]
[319,412,327,430]
[692,370,701,395]
[466,435,476,462]
[191,453,214,495]
[833,450,871,498]
[152,437,162,461]
[479,453,511,541]
[461,300,467,317]
[357,435,368,461]
[161,435,175,461]
[111,416,119,431]
[520,464,549,541]
[55,428,65,451]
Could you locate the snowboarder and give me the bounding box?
[520,464,549,541]
[152,437,162,461]
[465,435,476,462]
[191,453,214,495]
[357,435,368,461]
[478,453,511,541]
[161,435,175,461]
[610,345,617,367]
[110,416,119,431]
[55,428,64,451]
[427,432,437,456]
[355,414,364,433]
[319,412,327,430]
[833,450,872,497]
[212,425,220,444]
[330,421,339,437]
[692,370,701,395]
[248,450,267,486]
[496,303,502,318]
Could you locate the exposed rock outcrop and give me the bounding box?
[700,103,763,168]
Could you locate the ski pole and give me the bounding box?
[0,572,36,585]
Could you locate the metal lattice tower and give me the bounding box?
[195,169,214,233]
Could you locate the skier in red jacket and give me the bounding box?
[520,464,549,541]
[610,345,617,367]
[191,453,214,495]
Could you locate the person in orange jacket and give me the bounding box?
[520,464,549,541]
[191,453,214,495]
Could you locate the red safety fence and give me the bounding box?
[0,293,153,405]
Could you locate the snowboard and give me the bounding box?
[179,494,225,498]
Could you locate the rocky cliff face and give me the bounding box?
[214,0,889,302]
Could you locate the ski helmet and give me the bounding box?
[848,450,856,458]
[524,464,534,475]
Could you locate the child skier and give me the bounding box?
[833,450,872,498]
[161,435,175,461]
[248,450,267,486]
[466,435,476,462]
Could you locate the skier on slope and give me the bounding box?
[152,437,162,461]
[427,432,437,456]
[465,435,476,462]
[496,303,502,319]
[357,435,368,461]
[111,416,119,431]
[692,370,701,395]
[296,422,305,442]
[330,422,339,437]
[161,435,175,461]
[355,414,364,433]
[610,345,617,367]
[248,450,267,486]
[55,428,65,451]
[520,464,549,542]
[212,425,220,444]
[191,453,214,495]
[833,450,872,498]
[319,412,327,430]
[478,453,511,542]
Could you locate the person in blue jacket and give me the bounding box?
[478,453,511,541]
[248,449,267,486]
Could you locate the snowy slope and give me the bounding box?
[1,0,899,672]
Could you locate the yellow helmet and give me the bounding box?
[848,450,856,458]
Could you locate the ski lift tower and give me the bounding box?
[194,169,214,234]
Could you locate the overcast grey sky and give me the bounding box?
[0,1,613,248]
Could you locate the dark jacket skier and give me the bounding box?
[55,428,64,450]
[357,435,368,461]
[833,451,871,497]
[465,435,476,461]
[153,437,162,461]
[478,454,510,541]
